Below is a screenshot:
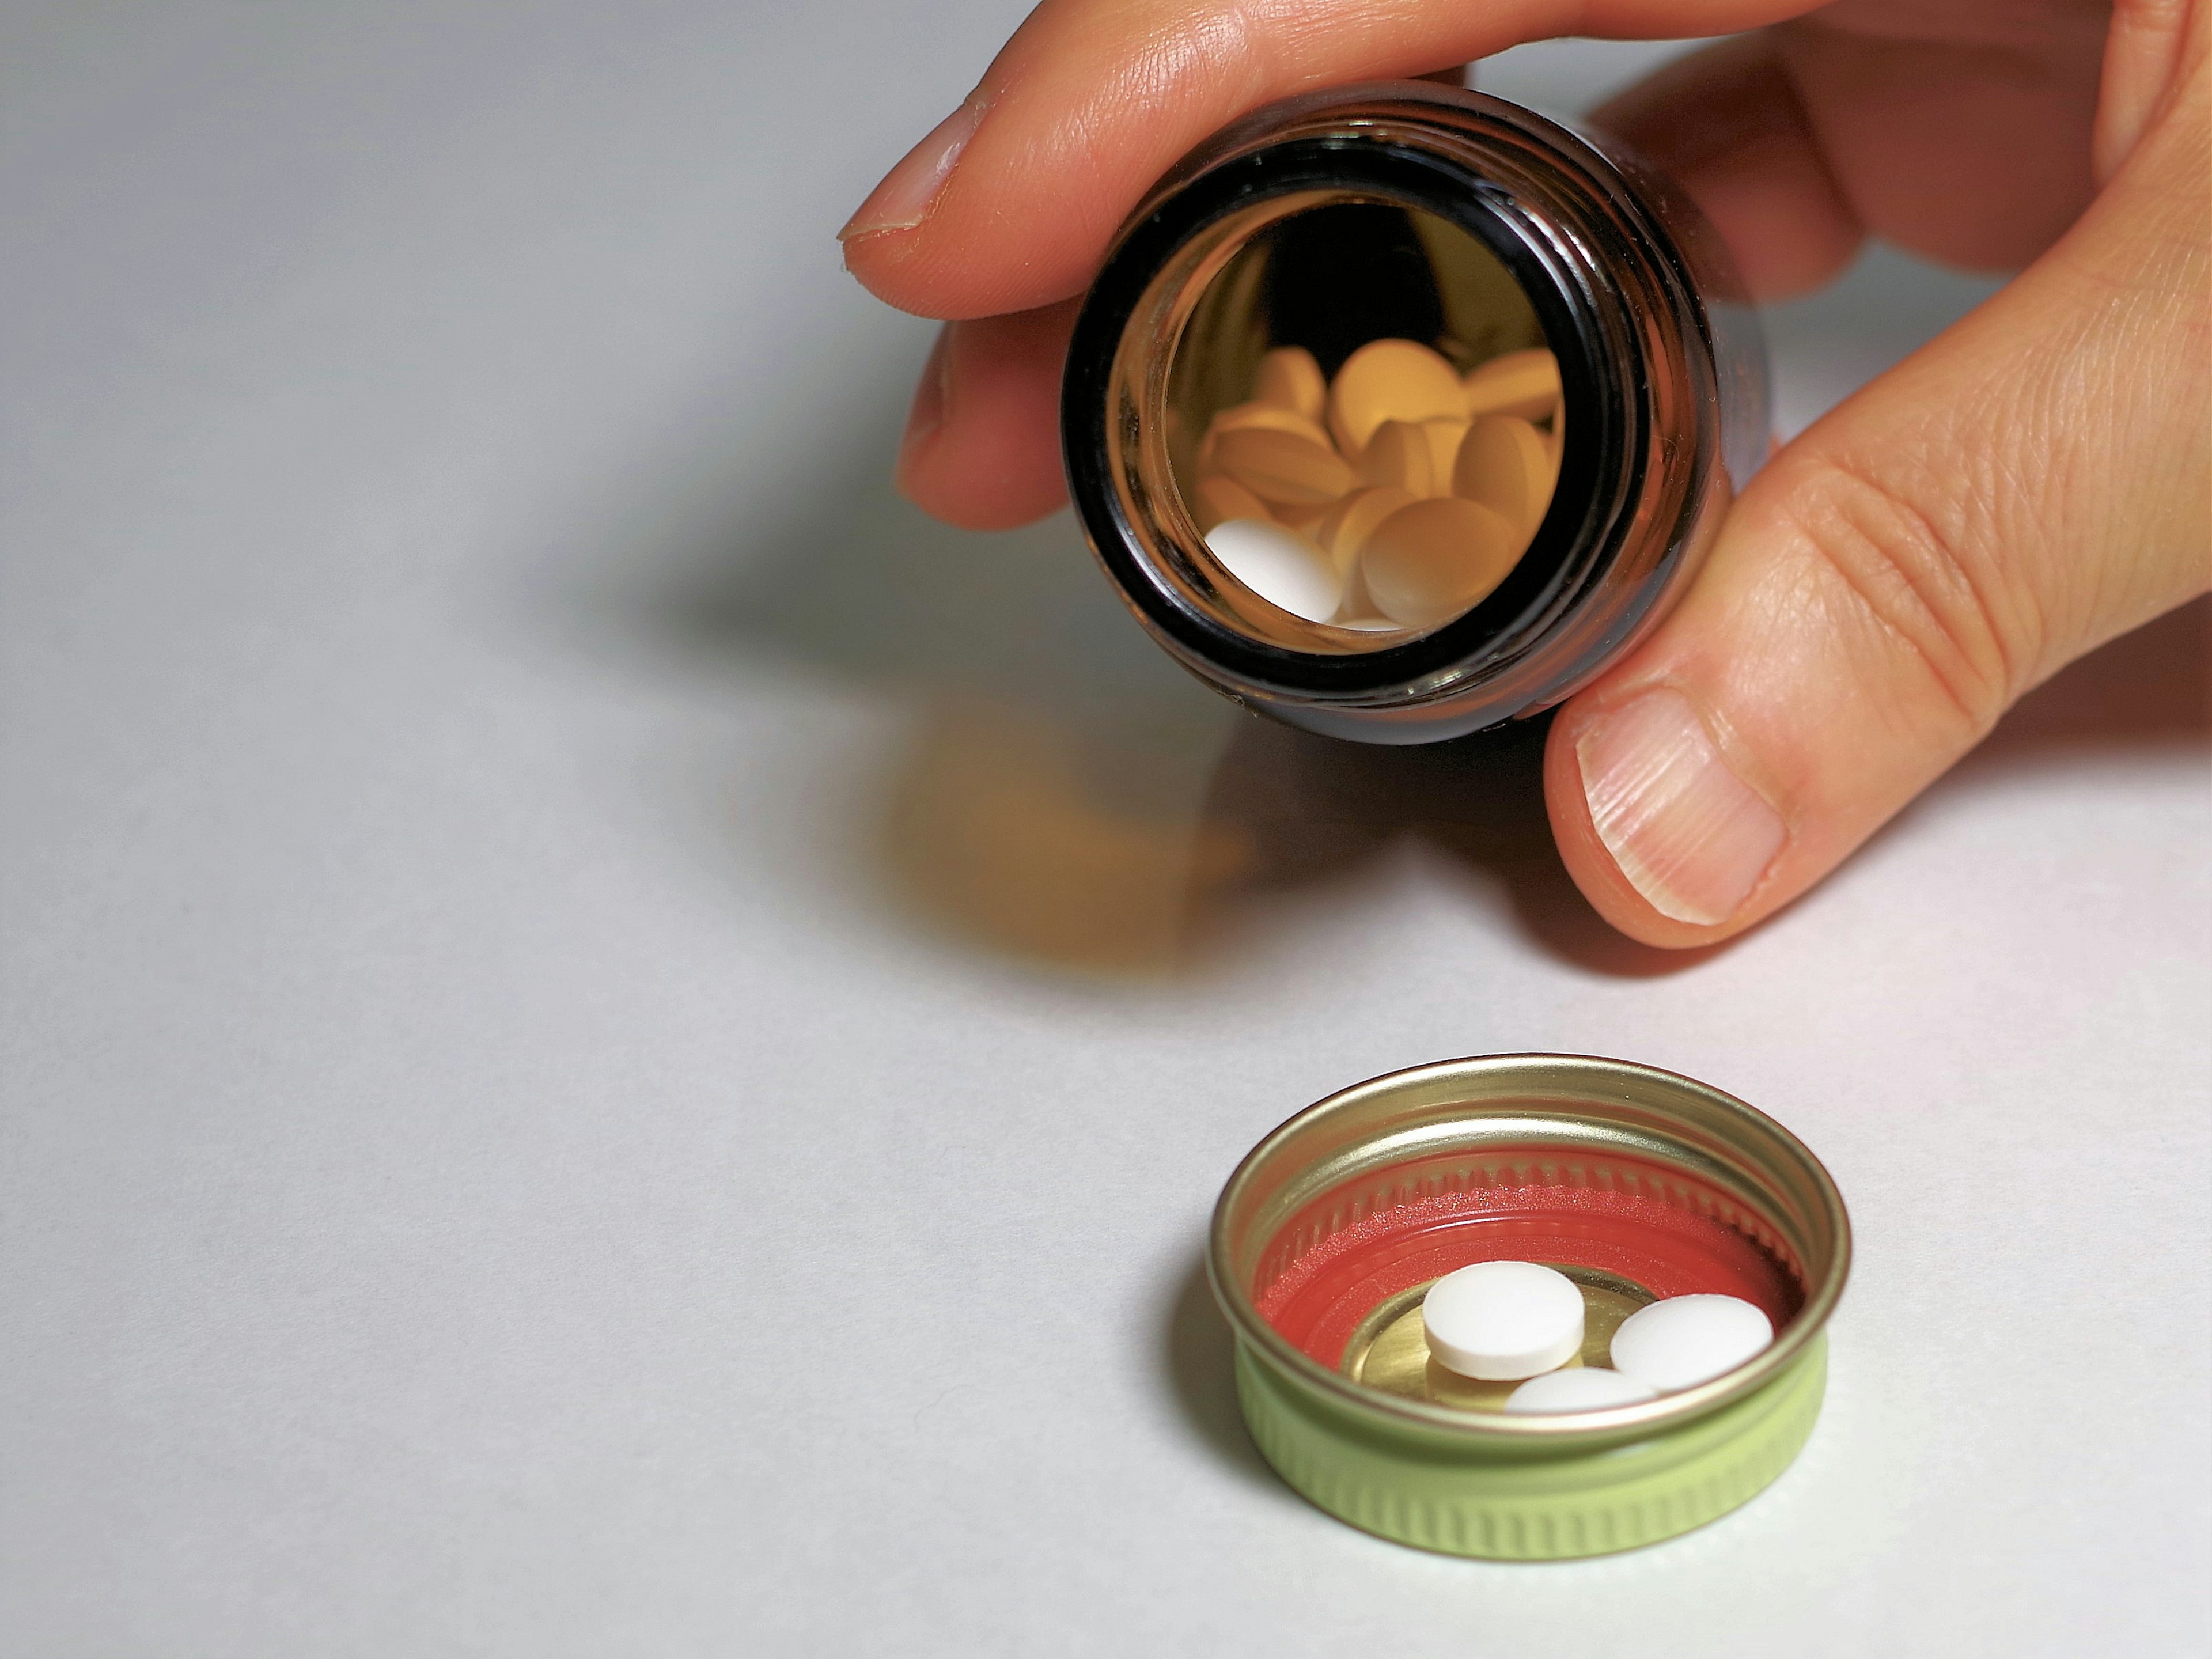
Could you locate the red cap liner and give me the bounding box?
[1254,1146,1805,1368]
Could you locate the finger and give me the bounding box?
[1592,34,1863,301]
[1543,58,2212,947]
[878,13,2097,532]
[896,300,1080,531]
[839,0,1815,321]
[1772,5,2108,272]
[1597,7,2118,294]
[2098,0,2202,182]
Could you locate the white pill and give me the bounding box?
[1421,1260,1585,1381]
[1503,1366,1660,1415]
[1202,517,1343,622]
[1608,1294,1774,1391]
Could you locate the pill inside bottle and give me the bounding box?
[1063,86,1771,745]
[1167,203,1563,643]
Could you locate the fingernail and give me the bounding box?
[1575,688,1786,926]
[897,326,952,477]
[839,97,985,243]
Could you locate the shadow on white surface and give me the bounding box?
[1198,711,1725,978]
[634,353,2206,984]
[1952,596,2209,777]
[1836,594,2211,875]
[638,381,1689,980]
[1160,1255,1284,1497]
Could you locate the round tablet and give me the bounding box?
[1327,338,1466,457]
[1452,414,1555,535]
[1608,1294,1774,1391]
[1268,498,1336,531]
[1316,486,1419,569]
[1355,419,1436,497]
[1202,517,1343,622]
[1358,496,1521,628]
[1418,416,1469,493]
[1461,347,1562,421]
[1210,425,1355,505]
[1421,1260,1585,1381]
[1205,399,1332,446]
[1198,402,1334,476]
[1188,472,1271,532]
[1503,1366,1660,1415]
[1252,346,1327,419]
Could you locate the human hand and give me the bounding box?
[838,0,2211,947]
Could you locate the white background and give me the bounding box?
[3,5,2207,1654]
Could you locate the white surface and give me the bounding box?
[2,8,2207,1657]
[1505,1368,1659,1414]
[1611,1294,1777,1392]
[1423,1260,1587,1380]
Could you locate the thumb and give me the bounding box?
[1545,63,2212,947]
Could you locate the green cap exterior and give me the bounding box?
[1236,1331,1828,1559]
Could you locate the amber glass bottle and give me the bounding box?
[1062,83,1767,743]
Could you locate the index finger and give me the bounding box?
[839,0,1819,320]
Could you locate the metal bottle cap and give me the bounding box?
[1208,1054,1850,1559]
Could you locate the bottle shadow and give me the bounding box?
[1196,707,1722,978]
[633,376,1661,979]
[1198,597,2211,976]
[628,359,2208,984]
[1157,1252,1283,1497]
[636,387,1249,977]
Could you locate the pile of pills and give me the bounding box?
[1418,1260,1774,1415]
[1190,339,1563,629]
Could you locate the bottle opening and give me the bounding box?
[1165,198,1565,652]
